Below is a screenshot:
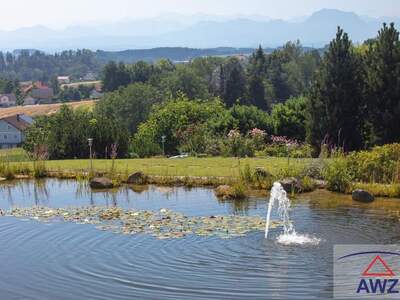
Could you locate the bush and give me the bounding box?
[323,156,353,193]
[352,182,400,198]
[231,182,247,199]
[222,130,255,157]
[271,96,307,141]
[347,143,400,184]
[263,143,289,157]
[24,105,130,159]
[176,124,209,155]
[290,144,313,158]
[301,159,326,179]
[204,137,224,156]
[130,130,162,158]
[132,96,228,156]
[300,176,317,192]
[263,141,312,158]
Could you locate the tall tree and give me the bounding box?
[364,23,400,145]
[102,61,131,92]
[222,58,247,107]
[307,27,364,151]
[248,46,269,110]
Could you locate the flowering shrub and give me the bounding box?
[249,128,266,138]
[249,128,267,150]
[223,130,255,157]
[270,135,299,146]
[262,135,311,158]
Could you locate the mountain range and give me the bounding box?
[1,9,399,52]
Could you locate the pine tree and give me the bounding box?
[224,66,247,107]
[248,45,269,110]
[364,23,400,145]
[307,27,364,151]
[248,75,268,110]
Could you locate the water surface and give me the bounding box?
[0,179,399,299]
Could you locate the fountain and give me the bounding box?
[265,182,320,245]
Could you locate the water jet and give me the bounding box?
[265,182,320,245]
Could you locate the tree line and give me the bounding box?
[102,41,321,111]
[308,23,400,151]
[0,49,100,82]
[23,23,400,159]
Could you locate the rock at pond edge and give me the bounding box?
[352,189,375,203]
[127,172,148,185]
[214,185,234,199]
[280,177,302,193]
[90,177,114,189]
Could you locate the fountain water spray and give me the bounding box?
[265,182,320,245]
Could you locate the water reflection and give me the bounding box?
[0,179,267,216]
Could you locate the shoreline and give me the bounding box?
[1,170,399,199]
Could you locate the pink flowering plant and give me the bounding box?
[224,129,255,157]
[249,128,267,150]
[264,135,311,158]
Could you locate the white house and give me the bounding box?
[0,94,17,107]
[0,114,33,149]
[57,76,70,84]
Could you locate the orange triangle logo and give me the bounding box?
[362,255,395,277]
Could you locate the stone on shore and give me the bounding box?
[280,177,302,193]
[127,172,148,185]
[90,177,113,189]
[352,189,375,203]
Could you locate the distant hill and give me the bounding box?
[0,9,398,51]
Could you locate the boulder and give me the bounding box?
[280,177,302,193]
[214,185,235,200]
[352,189,375,203]
[90,177,113,189]
[127,172,148,185]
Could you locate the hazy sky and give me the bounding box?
[1,0,399,30]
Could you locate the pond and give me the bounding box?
[0,179,399,299]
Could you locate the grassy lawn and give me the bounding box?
[3,149,312,178]
[0,148,29,162]
[45,157,311,177]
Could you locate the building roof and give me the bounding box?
[0,114,31,131]
[31,88,54,100]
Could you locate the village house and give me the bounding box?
[23,95,37,106]
[57,76,70,84]
[31,87,54,104]
[0,114,33,149]
[0,94,17,107]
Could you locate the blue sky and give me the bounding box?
[1,0,399,30]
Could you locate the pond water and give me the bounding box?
[0,179,399,300]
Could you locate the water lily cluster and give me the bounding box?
[5,207,280,240]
